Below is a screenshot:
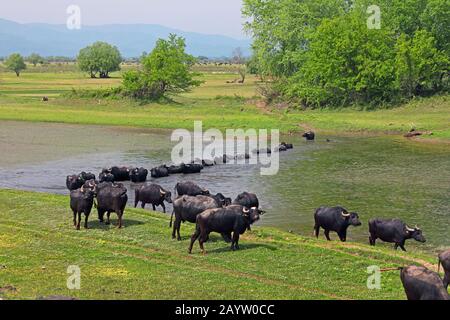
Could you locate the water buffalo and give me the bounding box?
[69,182,96,230]
[99,172,115,183]
[167,164,184,174]
[401,266,449,300]
[130,167,148,183]
[96,182,127,228]
[233,192,259,208]
[302,131,315,141]
[134,183,172,213]
[274,144,287,152]
[314,206,362,242]
[202,159,215,167]
[175,181,210,197]
[171,194,230,240]
[188,205,263,254]
[281,142,293,149]
[368,218,426,251]
[108,166,131,181]
[438,249,450,289]
[151,165,169,178]
[66,174,84,191]
[79,171,96,181]
[182,163,203,174]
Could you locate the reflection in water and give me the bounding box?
[1,121,449,253]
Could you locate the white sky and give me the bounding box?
[1,0,248,39]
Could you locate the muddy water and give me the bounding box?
[1,121,449,253]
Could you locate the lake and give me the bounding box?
[1,120,449,253]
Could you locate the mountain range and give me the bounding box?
[0,18,252,58]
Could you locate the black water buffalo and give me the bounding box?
[368,218,426,251]
[134,183,172,213]
[302,131,315,141]
[130,167,148,183]
[66,175,84,191]
[175,181,210,197]
[274,144,287,152]
[182,163,203,174]
[281,142,293,149]
[96,182,127,228]
[314,206,361,242]
[189,205,263,254]
[69,182,96,230]
[99,172,115,183]
[438,249,450,289]
[167,164,184,174]
[171,194,231,240]
[233,192,259,208]
[401,266,449,300]
[151,165,169,178]
[79,171,96,181]
[108,166,131,181]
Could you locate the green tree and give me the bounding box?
[4,53,26,76]
[27,53,45,66]
[77,42,122,78]
[122,34,202,99]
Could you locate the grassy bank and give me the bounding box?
[0,189,439,300]
[0,70,449,139]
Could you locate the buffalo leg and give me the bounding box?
[72,211,77,227]
[199,233,208,254]
[141,202,145,209]
[84,213,89,229]
[324,230,331,241]
[98,209,105,223]
[231,232,240,250]
[176,219,182,241]
[394,243,399,250]
[171,216,178,239]
[369,234,376,246]
[399,242,407,252]
[188,227,201,254]
[117,212,123,229]
[152,204,156,211]
[161,203,166,213]
[106,212,111,225]
[339,230,347,242]
[444,273,449,289]
[314,225,320,238]
[221,232,232,243]
[76,212,81,230]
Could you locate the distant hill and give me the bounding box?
[0,18,251,58]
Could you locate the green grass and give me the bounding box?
[0,70,449,140]
[0,189,440,300]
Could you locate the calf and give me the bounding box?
[314,206,361,242]
[96,182,128,228]
[171,194,229,241]
[175,181,210,197]
[368,218,425,251]
[69,182,96,230]
[438,249,450,289]
[134,183,172,213]
[401,266,449,300]
[188,205,263,254]
[130,167,148,183]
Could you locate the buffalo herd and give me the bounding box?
[64,135,449,300]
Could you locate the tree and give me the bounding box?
[232,47,247,83]
[4,53,26,76]
[77,42,122,78]
[122,34,202,99]
[27,53,44,66]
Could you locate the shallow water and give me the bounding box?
[0,121,449,253]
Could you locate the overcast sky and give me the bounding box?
[1,0,248,39]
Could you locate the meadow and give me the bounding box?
[0,64,449,139]
[0,189,438,300]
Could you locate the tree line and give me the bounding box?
[243,0,449,108]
